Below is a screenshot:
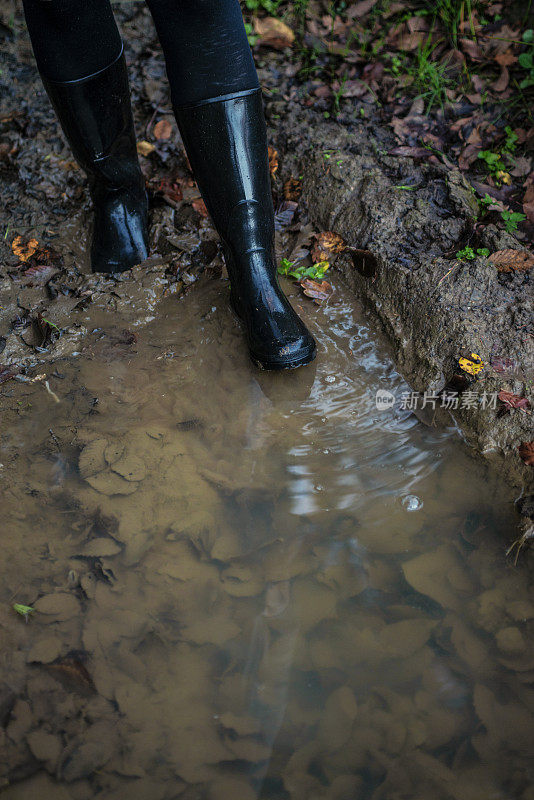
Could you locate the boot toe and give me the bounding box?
[250,334,317,371]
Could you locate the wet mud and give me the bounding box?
[1,278,534,799]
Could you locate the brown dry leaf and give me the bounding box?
[283,177,302,201]
[268,145,278,176]
[311,231,345,262]
[495,51,517,67]
[12,235,39,262]
[348,0,379,17]
[192,198,208,217]
[518,442,534,466]
[253,16,294,50]
[0,364,20,384]
[523,185,534,224]
[460,38,483,60]
[489,249,534,272]
[498,391,530,411]
[137,140,155,157]
[153,119,172,140]
[492,65,509,92]
[300,278,333,304]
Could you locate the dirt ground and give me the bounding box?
[0,0,532,526]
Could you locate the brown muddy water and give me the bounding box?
[1,276,533,800]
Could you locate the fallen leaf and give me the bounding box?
[300,278,333,304]
[459,352,484,376]
[274,199,298,229]
[283,177,302,201]
[153,119,172,140]
[489,249,534,272]
[490,356,516,374]
[388,146,429,158]
[492,65,509,92]
[268,146,278,176]
[137,140,155,157]
[152,176,183,203]
[495,51,517,67]
[498,391,530,411]
[347,0,378,17]
[192,198,208,217]
[518,442,534,466]
[495,170,512,184]
[253,16,294,49]
[312,231,345,262]
[0,364,20,384]
[460,38,483,60]
[523,185,534,224]
[11,235,39,262]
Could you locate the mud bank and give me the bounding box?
[269,105,533,503]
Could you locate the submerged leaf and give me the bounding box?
[300,278,333,304]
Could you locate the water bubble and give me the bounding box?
[401,494,423,512]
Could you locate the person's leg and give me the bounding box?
[144,0,259,106]
[22,0,149,273]
[146,0,316,370]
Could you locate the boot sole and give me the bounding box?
[250,344,317,371]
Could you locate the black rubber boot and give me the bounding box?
[174,88,316,371]
[41,46,149,274]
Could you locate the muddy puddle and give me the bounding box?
[1,276,533,800]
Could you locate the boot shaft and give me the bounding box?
[174,88,275,256]
[41,45,143,193]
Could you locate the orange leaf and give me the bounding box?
[253,17,295,50]
[311,231,345,262]
[154,119,172,140]
[518,441,534,467]
[268,146,278,177]
[283,177,302,201]
[12,235,39,262]
[192,198,208,217]
[489,249,534,273]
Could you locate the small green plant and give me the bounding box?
[13,603,34,622]
[518,29,534,89]
[332,75,347,115]
[245,0,280,12]
[412,37,455,113]
[244,22,258,47]
[387,54,405,77]
[500,210,526,234]
[455,246,490,261]
[503,125,518,153]
[278,258,330,281]
[478,149,505,175]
